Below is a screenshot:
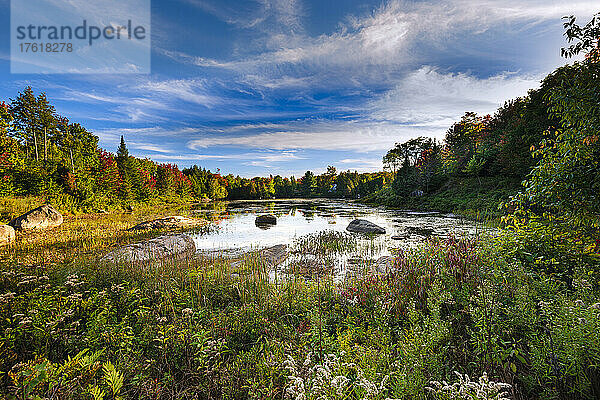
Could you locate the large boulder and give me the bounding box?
[100,234,196,265]
[346,219,386,234]
[255,214,277,226]
[9,205,63,230]
[128,216,208,231]
[229,244,289,270]
[0,225,16,246]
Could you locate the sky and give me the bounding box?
[0,0,598,177]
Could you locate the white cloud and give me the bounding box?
[139,150,304,164]
[338,158,383,171]
[164,0,598,92]
[188,120,441,152]
[184,67,541,153]
[179,0,304,33]
[369,67,543,126]
[129,143,173,153]
[138,79,218,108]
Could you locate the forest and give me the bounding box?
[0,91,390,209]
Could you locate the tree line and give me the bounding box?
[0,91,390,210]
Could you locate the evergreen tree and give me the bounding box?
[115,136,133,200]
[300,171,316,197]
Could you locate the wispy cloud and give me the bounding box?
[179,0,304,32]
[163,0,598,92]
[369,67,543,127]
[187,120,441,152]
[138,150,304,165]
[138,79,218,107]
[338,157,383,172]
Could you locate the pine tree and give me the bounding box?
[116,136,133,200]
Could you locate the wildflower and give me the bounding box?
[0,292,15,303]
[574,279,592,290]
[283,355,297,374]
[331,375,350,395]
[426,371,511,400]
[65,274,84,288]
[303,352,312,367]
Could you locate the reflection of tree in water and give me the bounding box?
[206,201,227,212]
[301,209,315,220]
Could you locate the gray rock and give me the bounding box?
[406,226,434,236]
[0,225,16,246]
[101,234,196,265]
[346,219,386,234]
[229,244,289,271]
[128,216,208,231]
[9,205,63,230]
[255,214,277,226]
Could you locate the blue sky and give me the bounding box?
[0,0,597,177]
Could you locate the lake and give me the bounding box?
[190,199,482,281]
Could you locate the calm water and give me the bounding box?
[191,199,480,258]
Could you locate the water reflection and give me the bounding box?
[192,199,479,253]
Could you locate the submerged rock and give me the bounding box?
[0,225,16,245]
[255,214,277,226]
[346,219,386,234]
[406,226,434,236]
[128,216,208,231]
[101,234,196,265]
[9,205,63,230]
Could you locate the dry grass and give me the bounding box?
[0,202,208,267]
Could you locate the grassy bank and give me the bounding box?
[1,205,599,399]
[365,177,522,218]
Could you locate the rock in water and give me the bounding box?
[128,216,208,231]
[0,225,16,245]
[346,219,386,234]
[9,205,63,230]
[255,214,277,226]
[101,234,196,265]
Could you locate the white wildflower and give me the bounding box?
[426,371,512,400]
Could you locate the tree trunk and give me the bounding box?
[44,127,47,161]
[70,148,75,172]
[33,132,39,161]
